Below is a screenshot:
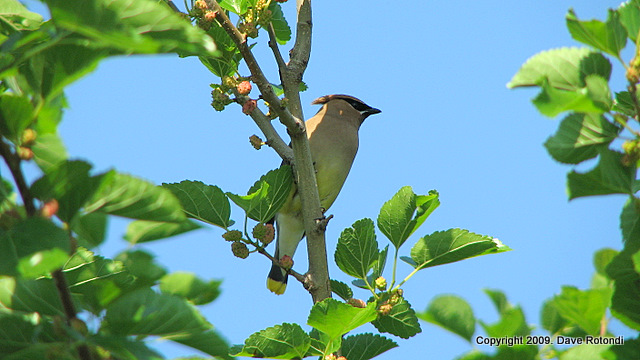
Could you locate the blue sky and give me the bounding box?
[17,0,635,359]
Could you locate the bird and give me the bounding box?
[267,94,381,294]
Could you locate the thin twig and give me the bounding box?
[231,90,294,162]
[0,140,36,216]
[0,139,90,359]
[267,23,287,85]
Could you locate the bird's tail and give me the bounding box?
[267,263,287,295]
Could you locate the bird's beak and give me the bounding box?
[365,108,381,116]
[360,107,381,122]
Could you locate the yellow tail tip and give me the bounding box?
[267,278,287,295]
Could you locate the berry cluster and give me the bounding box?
[623,138,640,166]
[191,0,217,31]
[210,77,257,112]
[221,223,275,259]
[17,128,36,161]
[237,0,273,39]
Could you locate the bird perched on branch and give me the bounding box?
[267,94,381,294]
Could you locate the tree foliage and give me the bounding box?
[0,0,510,359]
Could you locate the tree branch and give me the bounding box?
[205,0,304,134]
[0,140,91,360]
[283,0,331,303]
[0,140,36,216]
[208,0,330,302]
[232,90,294,162]
[267,23,287,85]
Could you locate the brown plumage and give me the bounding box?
[267,94,381,294]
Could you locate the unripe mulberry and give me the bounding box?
[279,255,293,269]
[375,276,387,291]
[378,303,393,316]
[204,10,216,22]
[237,81,252,95]
[347,298,366,308]
[194,0,208,10]
[21,129,37,146]
[41,199,59,218]
[17,146,33,160]
[249,135,264,150]
[231,241,249,259]
[253,222,275,244]
[222,230,243,242]
[242,99,257,115]
[262,223,275,245]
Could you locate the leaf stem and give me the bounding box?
[389,248,399,289]
[394,266,421,291]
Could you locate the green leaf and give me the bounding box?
[0,0,43,32]
[603,336,640,360]
[168,329,232,360]
[552,286,611,335]
[271,81,308,97]
[330,279,353,301]
[31,133,68,172]
[0,276,65,316]
[0,217,70,277]
[613,91,637,116]
[162,180,232,228]
[620,0,640,42]
[124,219,201,244]
[0,312,60,359]
[268,2,291,45]
[480,305,530,337]
[566,9,627,57]
[227,166,293,223]
[64,248,132,314]
[541,298,568,334]
[335,218,379,281]
[371,297,421,339]
[307,299,377,341]
[218,0,250,15]
[231,323,311,359]
[610,278,640,330]
[404,228,510,271]
[377,187,439,249]
[31,160,107,223]
[71,212,108,248]
[593,248,618,276]
[559,344,612,360]
[17,248,69,279]
[159,271,221,305]
[484,288,510,315]
[533,76,611,117]
[114,249,166,288]
[544,113,619,164]
[88,335,164,360]
[86,172,186,222]
[567,149,636,200]
[103,288,210,336]
[0,93,33,141]
[341,333,398,360]
[508,47,611,90]
[620,196,640,247]
[417,294,475,342]
[43,0,217,56]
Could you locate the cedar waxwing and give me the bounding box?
[267,94,381,294]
